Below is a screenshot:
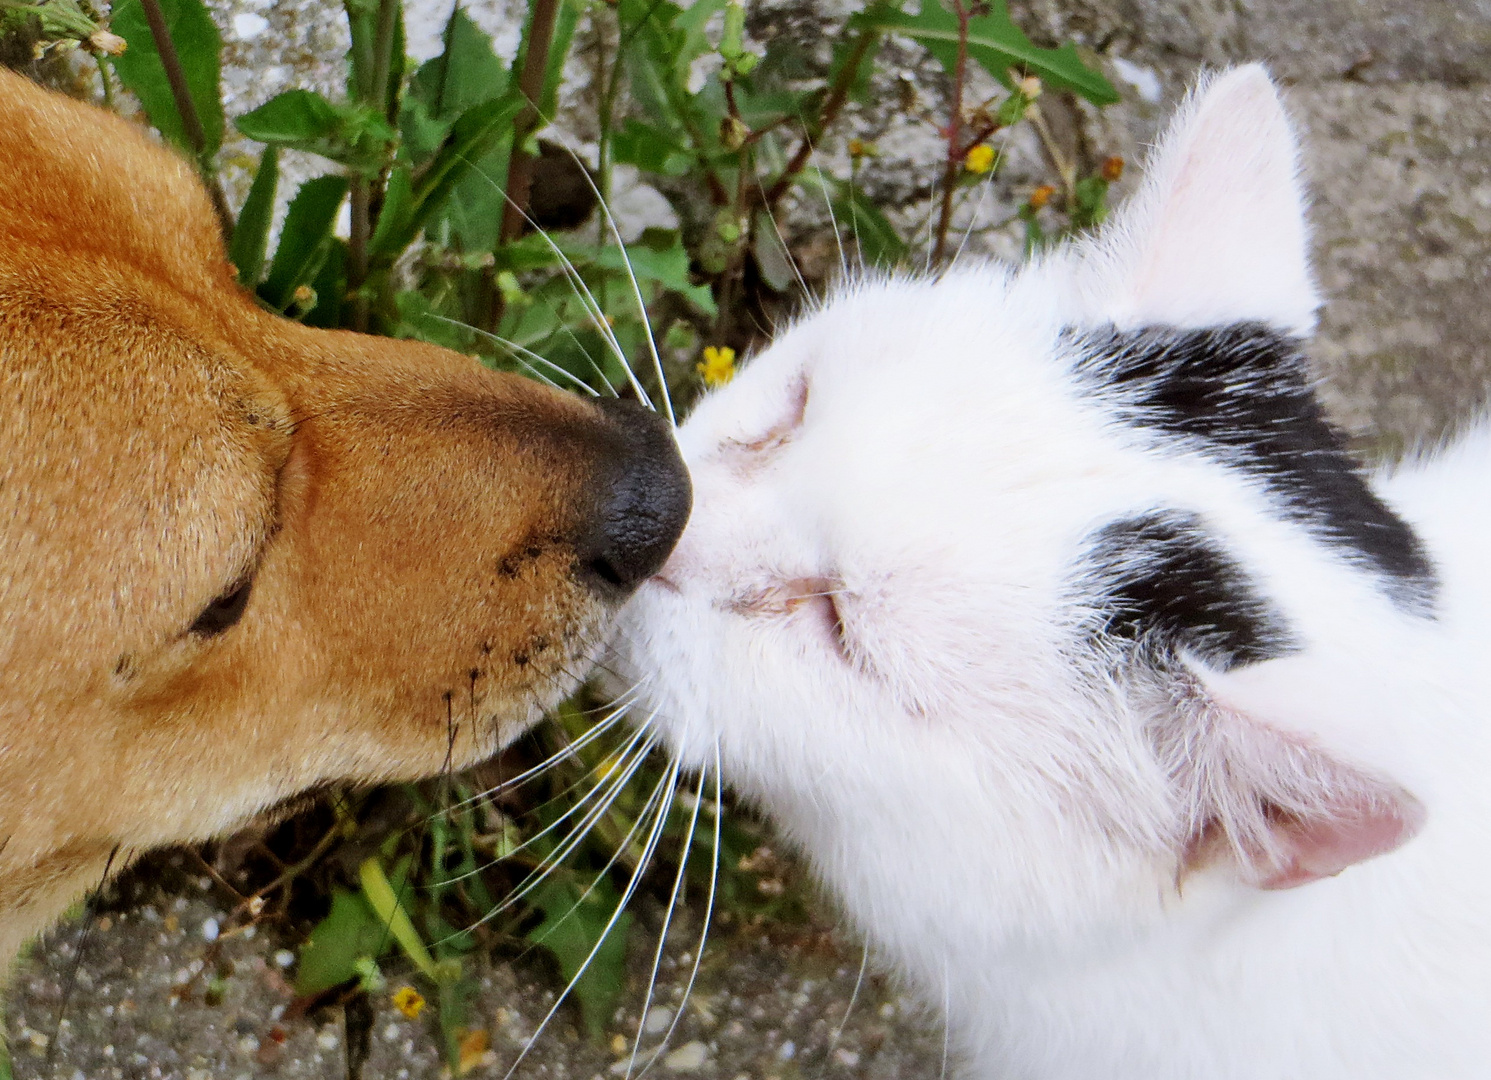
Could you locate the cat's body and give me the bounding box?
[609,67,1491,1077]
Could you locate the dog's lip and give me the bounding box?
[646,573,681,594]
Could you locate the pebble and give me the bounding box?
[777,1040,796,1060]
[662,1040,708,1072]
[642,1005,674,1035]
[201,918,220,942]
[834,1048,861,1067]
[317,1028,340,1051]
[273,949,295,968]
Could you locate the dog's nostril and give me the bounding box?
[578,400,692,597]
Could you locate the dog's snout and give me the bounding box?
[578,399,692,597]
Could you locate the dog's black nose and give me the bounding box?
[577,398,691,597]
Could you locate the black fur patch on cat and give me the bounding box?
[1084,511,1297,670]
[1070,323,1437,611]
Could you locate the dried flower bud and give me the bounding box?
[1018,75,1043,100]
[1029,184,1056,210]
[89,30,127,56]
[1101,155,1125,182]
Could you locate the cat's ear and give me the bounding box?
[1169,657,1426,890]
[1078,65,1319,336]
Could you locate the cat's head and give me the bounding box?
[609,67,1438,963]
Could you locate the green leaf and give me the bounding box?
[371,92,523,259]
[261,175,349,310]
[849,0,1118,106]
[752,208,797,292]
[611,119,693,177]
[360,856,439,981]
[795,170,908,267]
[107,0,225,155]
[559,229,716,316]
[410,6,509,119]
[236,89,341,144]
[228,146,279,287]
[296,888,387,996]
[525,877,633,1042]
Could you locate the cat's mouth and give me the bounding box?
[727,577,851,662]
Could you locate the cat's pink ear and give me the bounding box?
[1172,659,1426,890]
[1079,65,1319,336]
[1252,792,1424,890]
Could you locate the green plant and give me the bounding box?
[19,0,1122,1064]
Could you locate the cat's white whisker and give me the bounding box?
[473,727,660,919]
[809,161,848,281]
[818,941,871,1080]
[951,153,1002,267]
[434,718,651,892]
[753,177,811,295]
[625,734,705,1078]
[638,741,722,1080]
[504,750,681,1080]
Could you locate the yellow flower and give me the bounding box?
[963,144,996,175]
[697,346,736,387]
[392,986,425,1019]
[1028,184,1056,210]
[1101,155,1126,183]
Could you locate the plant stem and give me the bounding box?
[500,0,563,245]
[930,0,971,268]
[93,49,116,110]
[346,0,399,333]
[369,0,400,121]
[348,179,371,332]
[762,28,877,208]
[137,0,233,244]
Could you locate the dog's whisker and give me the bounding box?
[557,143,674,427]
[424,313,600,396]
[459,155,640,399]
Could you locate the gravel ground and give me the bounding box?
[7,869,947,1080]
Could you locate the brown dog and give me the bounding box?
[0,69,688,969]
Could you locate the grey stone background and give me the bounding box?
[6,0,1491,1077]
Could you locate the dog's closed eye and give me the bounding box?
[189,576,253,637]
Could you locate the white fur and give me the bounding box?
[608,66,1491,1077]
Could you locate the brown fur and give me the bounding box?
[0,70,657,965]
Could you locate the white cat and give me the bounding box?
[607,66,1491,1078]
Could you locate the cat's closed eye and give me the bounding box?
[724,375,809,455]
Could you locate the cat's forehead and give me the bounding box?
[684,263,1073,446]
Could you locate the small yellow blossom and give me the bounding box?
[964,143,996,175]
[1101,155,1126,183]
[697,346,736,387]
[392,986,426,1019]
[1028,184,1056,210]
